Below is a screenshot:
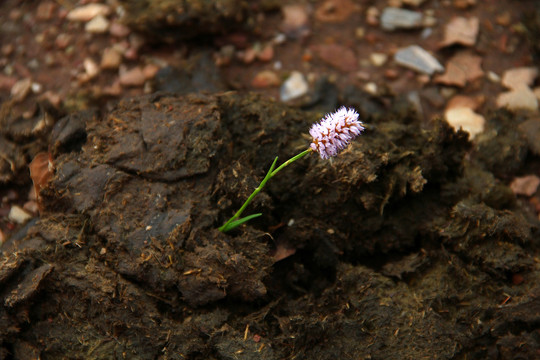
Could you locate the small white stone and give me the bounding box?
[85,14,110,34]
[364,82,378,95]
[8,205,33,224]
[445,107,485,139]
[83,58,99,78]
[370,53,388,67]
[67,4,110,22]
[280,71,309,102]
[273,33,287,45]
[486,71,500,83]
[31,82,42,93]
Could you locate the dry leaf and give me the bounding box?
[510,175,540,196]
[435,51,483,87]
[440,17,479,47]
[29,152,54,212]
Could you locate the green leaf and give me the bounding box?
[220,213,262,232]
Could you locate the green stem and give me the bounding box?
[219,148,313,232]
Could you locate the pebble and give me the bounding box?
[280,71,309,102]
[380,7,423,31]
[101,47,122,69]
[8,205,32,224]
[84,58,99,78]
[370,53,388,67]
[501,67,538,90]
[453,0,477,9]
[312,43,358,72]
[11,78,32,102]
[315,0,356,23]
[36,2,57,20]
[496,85,539,111]
[31,82,42,93]
[403,0,428,6]
[384,69,399,79]
[445,107,485,139]
[2,43,14,56]
[394,45,444,75]
[364,82,378,95]
[109,21,131,37]
[85,14,110,33]
[257,45,274,62]
[119,66,145,87]
[486,71,500,83]
[366,7,380,26]
[355,27,365,39]
[66,4,110,22]
[55,33,71,49]
[143,64,160,80]
[252,70,281,88]
[281,4,310,39]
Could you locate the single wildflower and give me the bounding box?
[219,107,364,232]
[309,107,364,159]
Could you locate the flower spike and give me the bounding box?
[309,107,364,159]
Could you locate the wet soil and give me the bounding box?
[1,1,540,359]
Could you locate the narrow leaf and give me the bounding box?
[222,213,262,232]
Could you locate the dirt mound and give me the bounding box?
[1,92,539,359]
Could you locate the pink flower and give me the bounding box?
[309,107,364,159]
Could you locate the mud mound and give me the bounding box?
[1,92,539,359]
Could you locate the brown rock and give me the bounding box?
[315,0,356,23]
[251,70,281,88]
[119,66,145,87]
[257,45,274,62]
[312,43,357,72]
[143,64,160,80]
[453,0,476,9]
[66,4,110,22]
[36,1,57,20]
[281,4,310,38]
[109,21,131,37]
[101,47,122,69]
